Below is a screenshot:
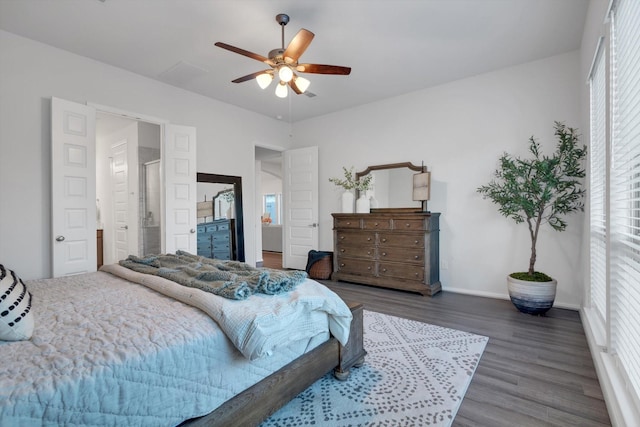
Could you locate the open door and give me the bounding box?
[283,146,319,269]
[51,97,97,277]
[164,124,197,254]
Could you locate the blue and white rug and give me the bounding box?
[262,310,488,427]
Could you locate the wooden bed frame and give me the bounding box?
[183,302,366,427]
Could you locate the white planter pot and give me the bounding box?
[507,275,557,315]
[341,191,354,213]
[356,194,370,213]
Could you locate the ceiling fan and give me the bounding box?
[214,13,351,98]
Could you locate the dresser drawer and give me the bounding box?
[336,231,375,246]
[393,219,426,231]
[335,218,361,229]
[378,262,424,281]
[378,233,425,248]
[216,222,230,231]
[336,245,375,259]
[213,251,231,260]
[335,257,375,276]
[378,247,424,263]
[204,224,218,233]
[212,232,230,243]
[362,218,391,230]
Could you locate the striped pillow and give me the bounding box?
[0,264,34,341]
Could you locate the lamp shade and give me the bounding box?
[294,76,311,93]
[278,65,294,83]
[412,172,431,201]
[275,81,288,98]
[256,73,273,89]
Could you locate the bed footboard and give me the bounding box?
[183,302,365,427]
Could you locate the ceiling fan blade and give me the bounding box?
[231,70,272,84]
[215,42,274,66]
[296,63,351,75]
[283,29,314,63]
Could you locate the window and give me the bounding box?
[587,0,640,417]
[589,38,607,324]
[263,193,282,225]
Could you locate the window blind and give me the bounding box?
[589,43,608,324]
[610,0,640,404]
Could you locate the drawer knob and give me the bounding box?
[405,223,410,227]
[346,222,351,225]
[340,236,345,240]
[414,255,419,259]
[340,263,345,267]
[367,237,371,241]
[382,252,387,256]
[367,251,371,255]
[415,240,419,244]
[340,249,345,253]
[382,238,387,242]
[374,222,379,226]
[382,268,387,272]
[415,273,419,277]
[367,266,371,270]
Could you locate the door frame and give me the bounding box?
[91,103,168,258]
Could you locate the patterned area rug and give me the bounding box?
[261,310,488,427]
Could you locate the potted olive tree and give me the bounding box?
[477,122,587,315]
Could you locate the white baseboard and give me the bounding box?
[444,286,580,311]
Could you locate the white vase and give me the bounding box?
[356,194,370,213]
[341,190,354,213]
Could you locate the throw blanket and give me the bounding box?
[119,251,307,300]
[100,264,352,360]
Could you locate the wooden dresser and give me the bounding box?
[331,212,441,296]
[197,219,236,260]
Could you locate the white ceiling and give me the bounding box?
[0,0,589,123]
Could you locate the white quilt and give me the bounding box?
[0,270,351,426]
[100,264,352,359]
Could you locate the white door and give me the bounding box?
[283,146,319,269]
[110,140,131,261]
[51,97,96,277]
[164,124,197,254]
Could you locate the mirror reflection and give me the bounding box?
[196,173,245,262]
[356,162,424,210]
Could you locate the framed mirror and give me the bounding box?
[196,173,245,261]
[355,162,425,211]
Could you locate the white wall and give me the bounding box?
[292,51,584,308]
[0,30,291,279]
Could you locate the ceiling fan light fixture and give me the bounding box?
[294,75,311,93]
[256,73,273,89]
[275,81,288,98]
[278,65,294,83]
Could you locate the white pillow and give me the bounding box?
[0,264,34,341]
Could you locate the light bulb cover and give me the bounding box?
[278,66,294,83]
[256,73,273,89]
[294,76,311,93]
[275,81,288,98]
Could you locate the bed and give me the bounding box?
[0,261,365,426]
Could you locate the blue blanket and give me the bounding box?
[119,251,307,300]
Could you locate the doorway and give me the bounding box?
[96,112,162,264]
[255,147,283,267]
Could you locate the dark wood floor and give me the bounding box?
[318,280,611,427]
[261,251,283,269]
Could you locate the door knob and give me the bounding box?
[55,235,65,242]
[120,225,128,230]
[190,228,196,233]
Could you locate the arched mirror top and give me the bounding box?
[355,162,426,211]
